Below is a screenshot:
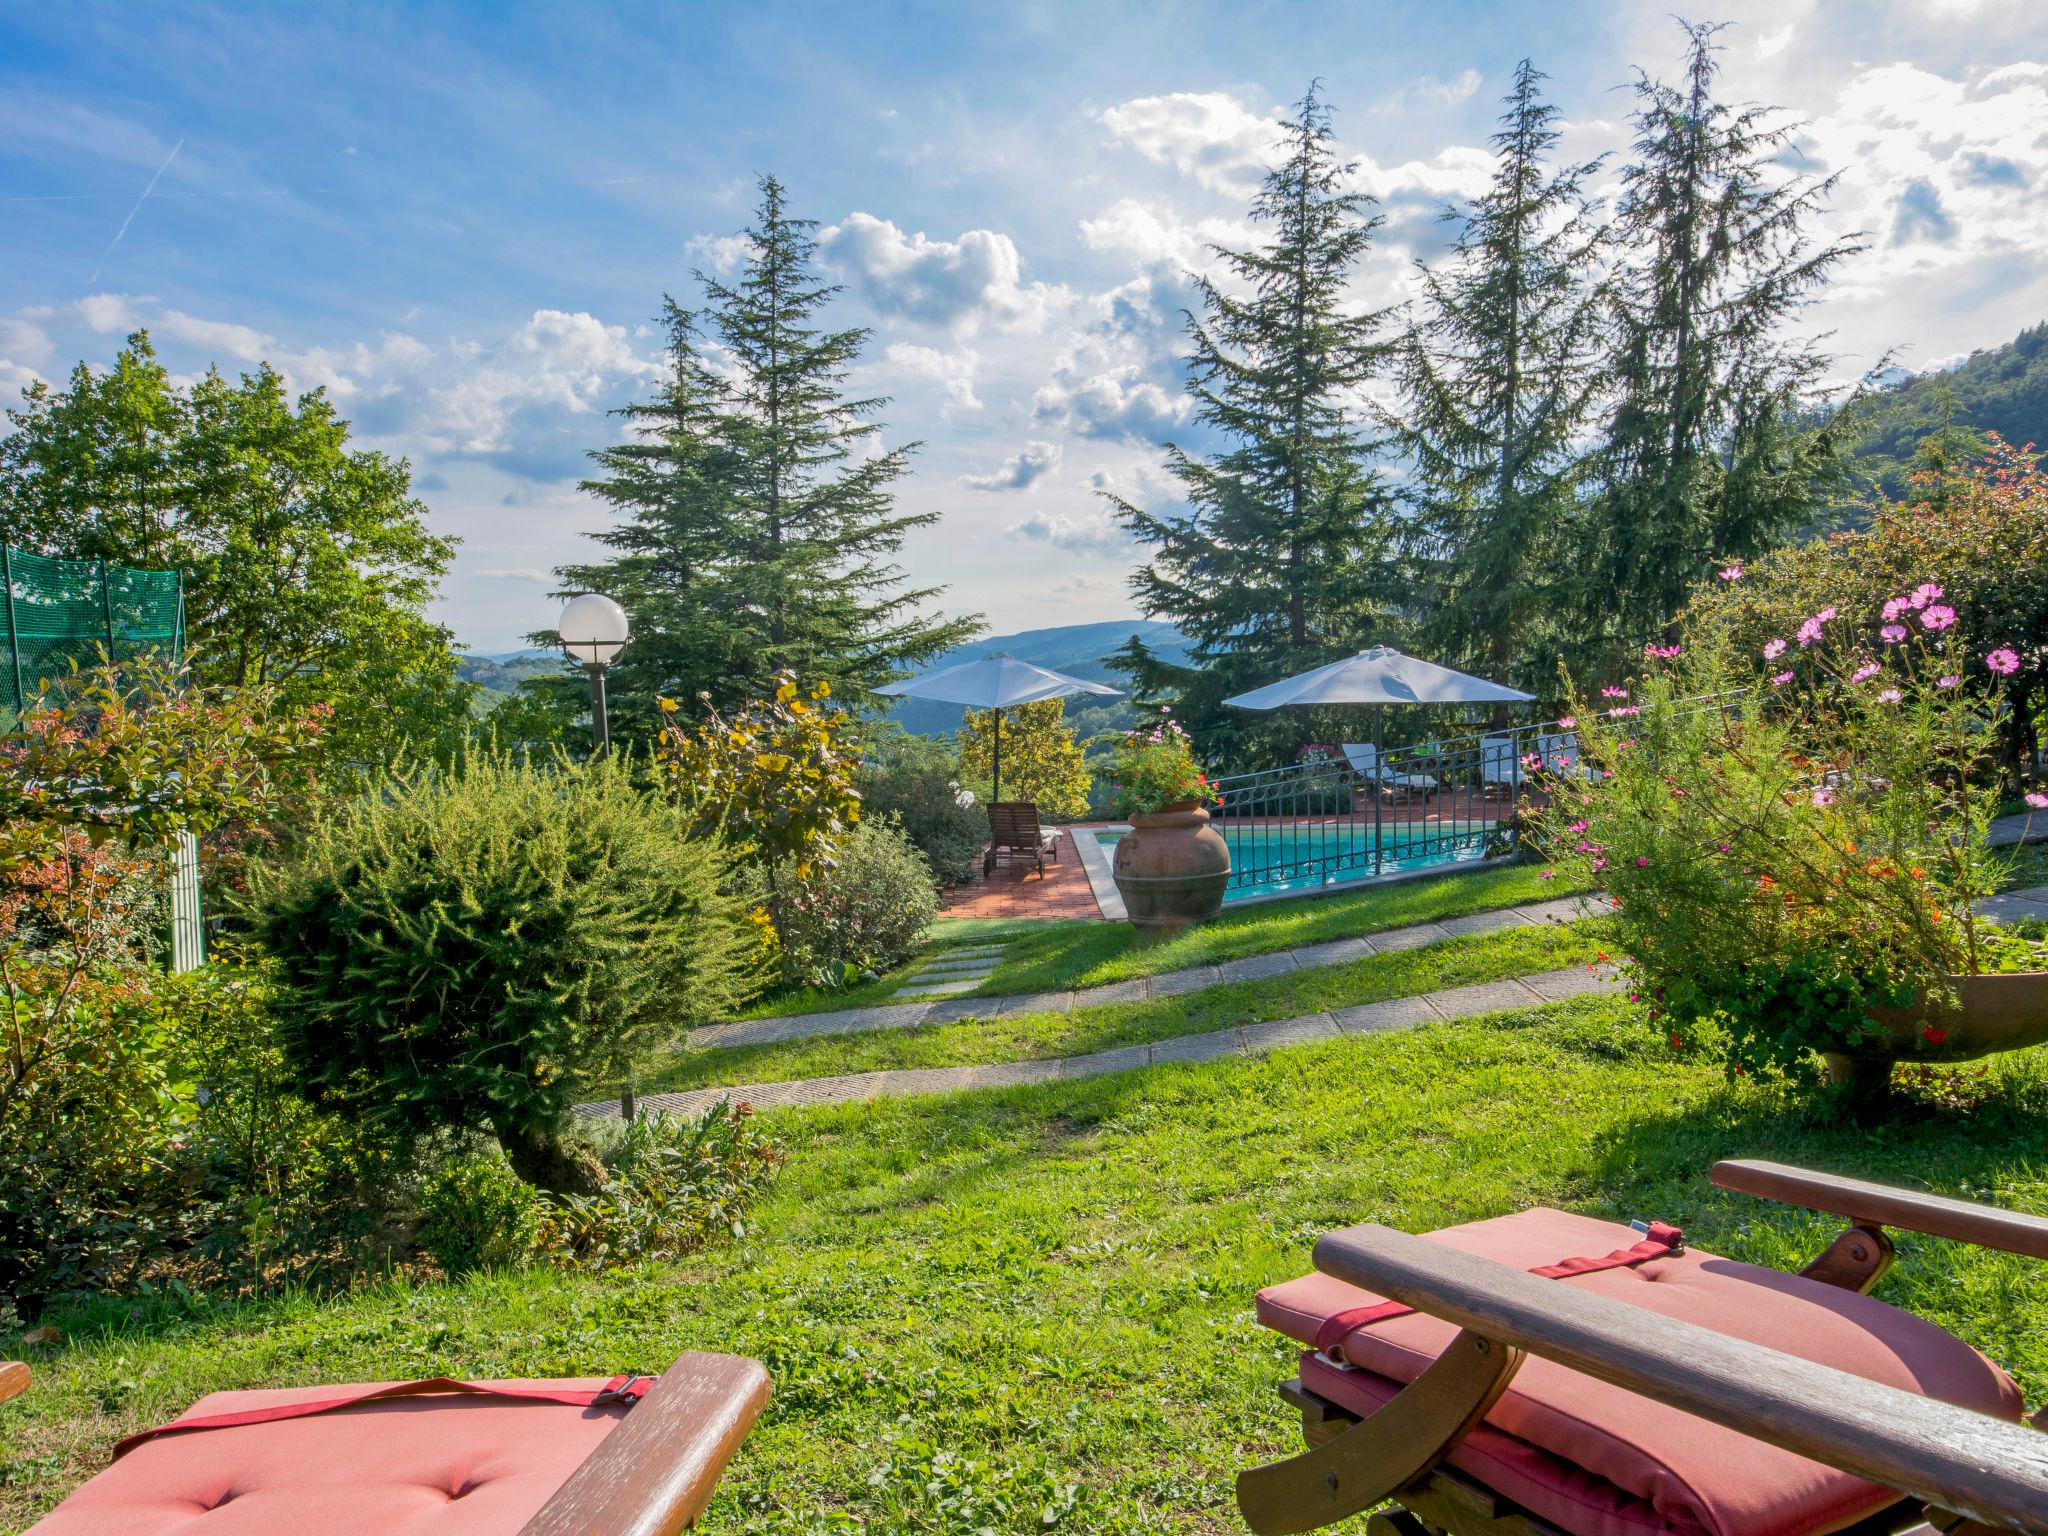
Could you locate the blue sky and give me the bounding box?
[5,1,2047,652]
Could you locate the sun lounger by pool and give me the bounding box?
[1343,743,1437,801]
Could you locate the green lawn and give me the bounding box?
[634,919,1614,1091]
[10,1001,2048,1534]
[738,861,1589,1021]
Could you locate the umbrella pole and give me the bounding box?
[984,707,1002,876]
[1373,702,1384,878]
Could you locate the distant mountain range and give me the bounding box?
[455,619,1192,738]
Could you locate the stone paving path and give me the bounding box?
[891,943,1009,1000]
[579,960,1626,1121]
[684,892,1609,1053]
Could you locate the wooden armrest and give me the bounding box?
[0,1362,27,1405]
[519,1351,770,1536]
[1313,1223,2048,1535]
[1713,1160,2048,1261]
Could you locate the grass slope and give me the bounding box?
[637,919,1613,1091]
[742,862,1587,1021]
[10,1003,2048,1533]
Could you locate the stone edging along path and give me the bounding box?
[571,879,2048,1124]
[684,893,1611,1053]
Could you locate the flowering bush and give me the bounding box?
[769,816,937,989]
[1543,579,2044,1087]
[1103,717,1215,817]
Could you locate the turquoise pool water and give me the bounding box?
[1090,821,1493,902]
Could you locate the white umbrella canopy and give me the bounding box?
[877,654,1120,824]
[876,653,1121,710]
[1222,645,1533,710]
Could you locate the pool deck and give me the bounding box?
[933,807,2048,925]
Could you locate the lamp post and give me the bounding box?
[556,594,630,757]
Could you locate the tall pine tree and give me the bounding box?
[554,176,979,730]
[553,303,754,727]
[1397,60,1607,701]
[1585,20,1862,657]
[1110,86,1395,767]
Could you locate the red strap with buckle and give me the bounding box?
[112,1373,656,1461]
[1313,1222,1687,1359]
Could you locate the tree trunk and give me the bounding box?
[497,1122,607,1195]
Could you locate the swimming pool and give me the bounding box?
[1085,819,1496,904]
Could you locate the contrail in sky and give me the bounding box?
[89,137,184,286]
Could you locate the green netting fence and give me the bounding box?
[2,543,185,716]
[2,544,200,969]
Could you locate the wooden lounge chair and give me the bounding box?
[10,1350,769,1534]
[1344,744,1438,803]
[1239,1160,2048,1536]
[988,800,1060,876]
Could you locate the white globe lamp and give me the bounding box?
[556,594,630,754]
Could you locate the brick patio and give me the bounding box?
[938,826,1104,920]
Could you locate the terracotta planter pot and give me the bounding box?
[1822,971,2048,1100]
[1112,802,1231,936]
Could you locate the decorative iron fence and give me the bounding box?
[1206,717,1587,898]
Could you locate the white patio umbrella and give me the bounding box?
[876,653,1120,808]
[1224,645,1535,848]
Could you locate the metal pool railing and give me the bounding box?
[1207,719,1582,896]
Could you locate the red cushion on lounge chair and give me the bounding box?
[1257,1207,2024,1536]
[29,1378,632,1535]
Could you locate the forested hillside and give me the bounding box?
[1851,321,2047,499]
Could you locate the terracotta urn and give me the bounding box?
[1821,971,2048,1099]
[1112,801,1231,936]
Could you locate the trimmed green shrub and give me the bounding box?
[246,752,761,1193]
[858,731,989,885]
[774,817,937,988]
[418,1154,545,1276]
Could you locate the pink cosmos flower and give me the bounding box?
[1912,582,1944,607]
[1600,685,1630,698]
[1717,565,1744,581]
[1938,674,1961,689]
[1817,607,1837,622]
[1882,598,1906,622]
[1851,663,1880,682]
[1921,605,1957,631]
[1880,624,1908,644]
[1796,617,1824,647]
[1771,671,1794,685]
[1539,869,1557,880]
[1812,787,1834,808]
[1878,688,1902,704]
[2027,792,2048,810]
[1762,638,1787,659]
[1557,715,1575,729]
[1567,819,1589,834]
[1986,647,2020,675]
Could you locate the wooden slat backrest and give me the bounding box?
[988,801,1042,845]
[1312,1223,2048,1535]
[1713,1160,2048,1261]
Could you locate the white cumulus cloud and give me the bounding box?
[962,440,1062,491]
[822,213,1066,333]
[1005,509,1133,556]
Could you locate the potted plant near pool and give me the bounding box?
[1544,579,2048,1114]
[1106,716,1230,934]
